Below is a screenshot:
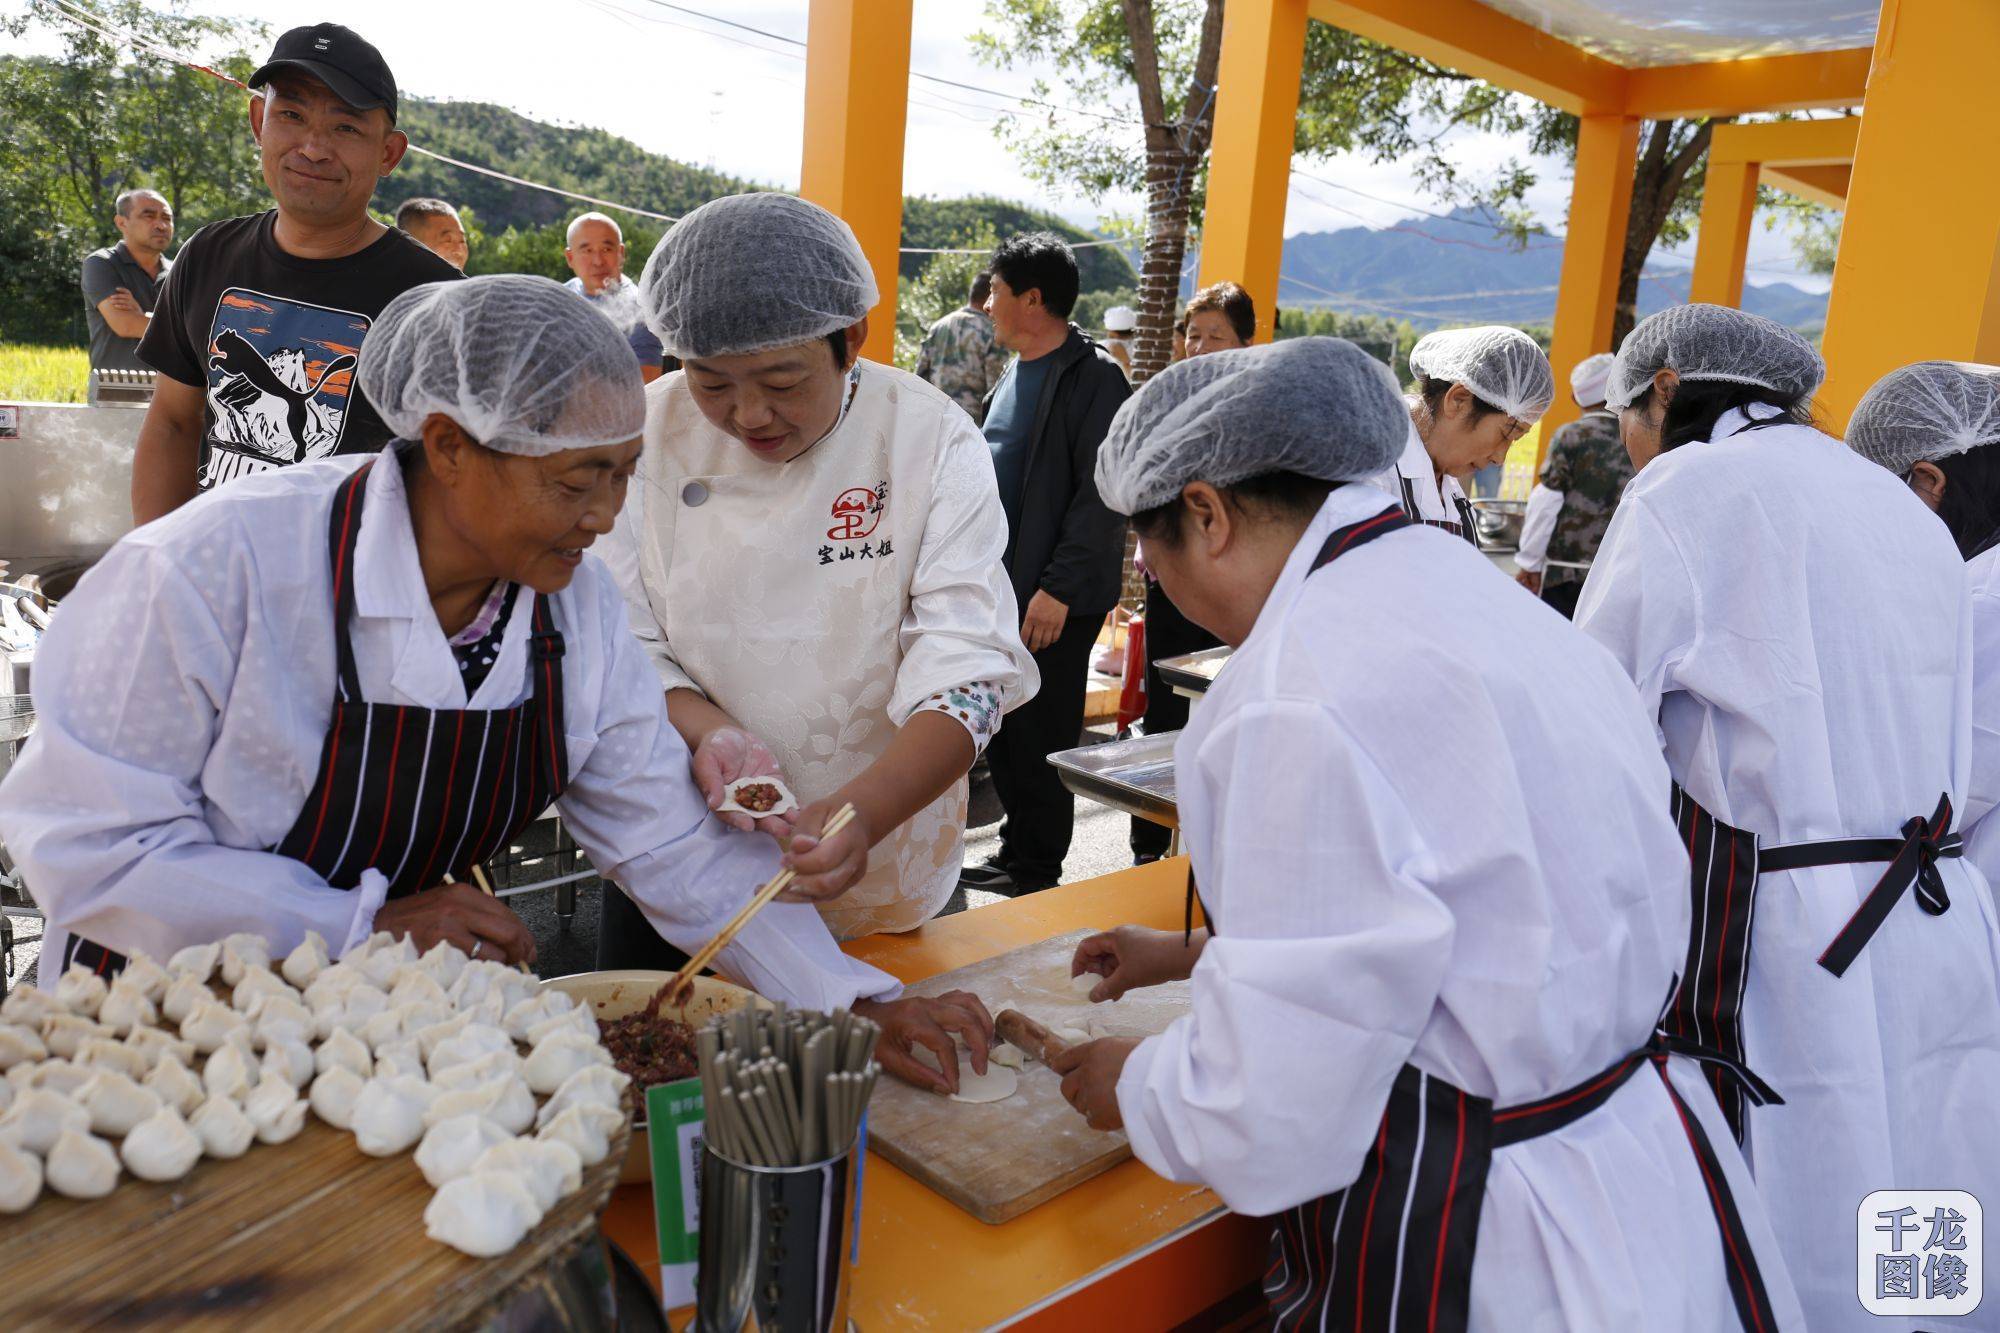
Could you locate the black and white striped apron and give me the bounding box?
[1662,783,1959,1141]
[66,460,571,976]
[1395,474,1480,548]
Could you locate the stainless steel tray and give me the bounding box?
[1154,645,1233,698]
[1048,732,1179,828]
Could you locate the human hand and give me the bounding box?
[692,726,796,838]
[104,288,143,316]
[854,990,995,1095]
[1050,1036,1139,1130]
[1021,589,1068,653]
[372,883,537,967]
[1514,568,1543,596]
[778,800,874,903]
[1071,925,1201,1001]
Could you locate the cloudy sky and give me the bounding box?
[12,0,1826,289]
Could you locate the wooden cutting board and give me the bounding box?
[864,929,1191,1225]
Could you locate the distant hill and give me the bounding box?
[1266,207,1826,332]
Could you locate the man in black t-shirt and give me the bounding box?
[133,24,461,522]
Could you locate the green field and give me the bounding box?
[0,344,90,404]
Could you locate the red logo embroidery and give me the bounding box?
[827,486,884,541]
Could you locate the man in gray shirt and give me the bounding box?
[80,189,175,372]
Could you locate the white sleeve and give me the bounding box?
[600,473,703,698]
[887,416,1038,727]
[1573,494,1701,727]
[1114,699,1454,1217]
[0,545,384,963]
[1514,483,1563,572]
[1964,565,2000,830]
[555,569,899,1010]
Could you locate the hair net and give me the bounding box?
[1570,352,1616,408]
[357,274,645,456]
[1604,303,1824,411]
[1093,337,1409,516]
[1847,361,2000,477]
[1407,326,1556,422]
[639,193,878,359]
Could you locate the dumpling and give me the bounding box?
[144,1057,204,1118]
[0,985,59,1028]
[538,1102,624,1168]
[313,988,390,1043]
[247,993,315,1048]
[388,971,449,1011]
[357,1005,411,1051]
[522,1032,611,1096]
[427,1024,514,1077]
[55,966,109,1018]
[414,940,469,991]
[308,1065,366,1130]
[260,1038,314,1089]
[160,973,211,1026]
[373,1040,426,1082]
[280,930,330,989]
[243,1075,307,1144]
[415,1113,511,1188]
[119,1105,201,1182]
[42,1013,106,1060]
[525,1007,598,1048]
[167,941,220,983]
[189,1096,254,1159]
[180,999,247,1055]
[201,1043,257,1102]
[424,1172,543,1257]
[230,966,295,1014]
[119,952,172,1005]
[535,1065,632,1129]
[351,1075,432,1156]
[0,1087,89,1154]
[412,1012,472,1062]
[0,1142,42,1212]
[0,1077,12,1114]
[19,1059,92,1099]
[217,933,272,987]
[78,1071,162,1137]
[431,1049,522,1093]
[472,1137,581,1211]
[44,1128,119,1198]
[0,1023,48,1071]
[314,1027,372,1081]
[356,937,416,989]
[423,1077,534,1136]
[96,978,158,1036]
[502,990,575,1042]
[76,1037,151,1081]
[125,1026,196,1074]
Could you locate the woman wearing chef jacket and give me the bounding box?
[1575,306,2000,1329]
[0,276,995,1095]
[599,193,1035,947]
[1374,325,1554,543]
[1052,337,1800,1331]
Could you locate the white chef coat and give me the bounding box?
[1576,407,2000,1332]
[1117,485,1801,1330]
[601,361,1035,938]
[1964,545,2000,881]
[1365,407,1470,529]
[0,452,898,1011]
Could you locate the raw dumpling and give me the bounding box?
[244,1075,307,1144]
[535,1065,631,1129]
[414,1112,511,1187]
[313,988,390,1043]
[431,1049,522,1093]
[351,1075,432,1155]
[373,1039,426,1082]
[0,1087,89,1154]
[231,966,296,1014]
[55,966,109,1018]
[427,1024,514,1077]
[537,1102,623,1168]
[388,971,449,1010]
[18,1060,92,1099]
[521,1032,611,1096]
[76,1037,151,1081]
[0,1024,48,1071]
[248,993,316,1048]
[119,1105,201,1182]
[261,1038,315,1089]
[120,952,172,1005]
[280,930,330,989]
[42,1013,106,1060]
[125,1026,196,1074]
[356,937,416,989]
[96,978,158,1037]
[524,1007,598,1048]
[0,1142,42,1212]
[303,961,368,1007]
[167,941,220,983]
[145,1057,205,1118]
[315,1027,372,1081]
[202,1043,257,1102]
[181,999,250,1055]
[160,973,211,1026]
[190,1096,254,1159]
[472,1137,581,1210]
[0,985,59,1028]
[45,1128,119,1198]
[414,940,469,991]
[217,933,272,987]
[0,1078,12,1114]
[424,1172,542,1257]
[502,990,575,1043]
[78,1071,163,1137]
[308,1065,366,1130]
[412,1012,472,1062]
[423,1077,534,1136]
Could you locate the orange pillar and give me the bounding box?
[1541,114,1639,453]
[1199,0,1310,344]
[799,0,913,364]
[1689,156,1759,308]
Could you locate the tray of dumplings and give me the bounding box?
[0,931,636,1330]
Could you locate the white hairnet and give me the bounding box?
[639,193,878,359]
[1604,303,1824,410]
[1093,337,1409,516]
[1570,352,1615,408]
[1407,326,1556,422]
[358,274,645,456]
[1847,361,2000,477]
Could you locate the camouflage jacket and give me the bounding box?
[915,307,1008,425]
[1540,409,1633,587]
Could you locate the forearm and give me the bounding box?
[835,712,975,849]
[663,687,740,754]
[130,404,202,524]
[103,309,151,339]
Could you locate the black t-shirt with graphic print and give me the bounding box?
[139,210,462,491]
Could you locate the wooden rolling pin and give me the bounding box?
[995,1009,1072,1065]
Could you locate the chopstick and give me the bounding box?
[699,1005,879,1167]
[664,803,858,1006]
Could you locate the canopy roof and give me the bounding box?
[1481,0,1877,66]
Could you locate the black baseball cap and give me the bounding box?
[249,24,399,124]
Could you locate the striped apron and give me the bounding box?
[65,461,571,975]
[1395,474,1480,548]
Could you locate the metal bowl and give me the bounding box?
[541,970,770,1183]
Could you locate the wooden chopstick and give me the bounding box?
[665,803,858,1005]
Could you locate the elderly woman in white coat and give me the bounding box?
[601,194,1034,946]
[1576,306,2000,1329]
[0,276,996,1095]
[1051,337,1800,1331]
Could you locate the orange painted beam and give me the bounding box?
[1623,47,1872,119]
[1307,0,1624,115]
[1542,115,1638,453]
[798,0,913,364]
[1708,115,1861,169]
[1762,163,1851,208]
[1202,0,1310,343]
[1688,158,1760,308]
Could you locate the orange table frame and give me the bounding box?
[599,857,1267,1330]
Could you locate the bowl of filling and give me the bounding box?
[541,970,770,1183]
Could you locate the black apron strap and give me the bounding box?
[528,593,569,794]
[1663,783,1763,1142]
[1451,495,1481,548]
[1793,792,1959,977]
[327,462,373,704]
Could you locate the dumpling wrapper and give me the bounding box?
[415,1113,511,1188]
[427,1024,515,1077]
[78,1071,162,1137]
[42,1013,106,1060]
[718,775,798,817]
[202,1043,257,1102]
[231,966,297,1014]
[280,930,330,989]
[261,1038,315,1089]
[948,1064,1019,1105]
[351,1075,432,1156]
[45,1128,119,1198]
[126,1026,196,1074]
[431,1049,522,1093]
[425,1077,536,1136]
[309,1066,367,1130]
[181,999,250,1056]
[98,978,158,1036]
[218,933,272,987]
[56,966,109,1018]
[535,1065,632,1129]
[0,1087,90,1155]
[1,985,59,1029]
[0,1142,42,1212]
[190,1096,254,1159]
[145,1057,205,1118]
[18,1059,92,1099]
[0,1024,47,1071]
[315,1027,373,1081]
[244,1076,308,1144]
[524,1007,598,1048]
[415,940,470,992]
[537,1102,623,1168]
[522,1031,611,1095]
[161,973,211,1026]
[76,1037,151,1082]
[119,953,173,1005]
[472,1137,582,1211]
[120,1105,201,1182]
[166,941,220,984]
[424,1172,543,1257]
[501,990,575,1043]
